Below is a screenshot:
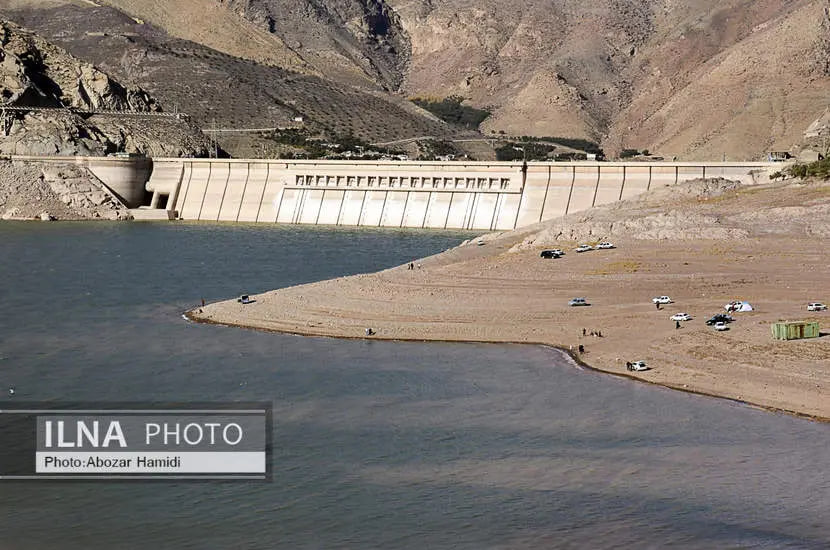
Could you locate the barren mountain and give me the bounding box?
[1,0,829,159]
[391,0,830,159]
[0,0,454,154]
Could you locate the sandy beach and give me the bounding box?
[191,178,830,421]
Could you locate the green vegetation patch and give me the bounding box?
[410,95,490,129]
[773,158,830,180]
[417,139,461,160]
[495,141,555,161]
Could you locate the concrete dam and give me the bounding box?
[140,159,774,230]
[8,156,776,230]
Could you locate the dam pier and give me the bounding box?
[11,156,777,230]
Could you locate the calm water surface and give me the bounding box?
[0,222,827,549]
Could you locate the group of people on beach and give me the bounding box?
[582,328,603,338]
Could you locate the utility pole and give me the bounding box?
[211,118,218,158]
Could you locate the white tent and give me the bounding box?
[737,301,754,312]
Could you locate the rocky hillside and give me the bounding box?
[0,1,454,156]
[0,18,212,156]
[1,1,829,159]
[391,0,830,159]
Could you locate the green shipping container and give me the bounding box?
[771,321,821,340]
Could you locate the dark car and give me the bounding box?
[540,249,563,259]
[705,313,734,326]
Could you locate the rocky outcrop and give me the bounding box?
[0,19,212,157]
[0,20,158,111]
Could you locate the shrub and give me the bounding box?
[619,148,640,158]
[805,158,830,179]
[786,164,808,179]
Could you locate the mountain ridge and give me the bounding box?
[1,0,829,160]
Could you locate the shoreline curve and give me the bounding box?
[183,309,830,424]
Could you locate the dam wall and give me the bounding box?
[145,159,775,231]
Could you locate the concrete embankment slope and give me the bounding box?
[0,158,132,220]
[10,155,152,208]
[145,159,775,230]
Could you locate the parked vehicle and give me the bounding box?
[706,314,734,326]
[237,294,255,304]
[568,297,590,306]
[540,250,562,259]
[670,313,692,321]
[807,302,828,311]
[575,245,593,253]
[652,296,673,304]
[713,322,729,331]
[596,242,615,249]
[627,360,649,371]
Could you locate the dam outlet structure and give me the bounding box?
[141,159,775,230]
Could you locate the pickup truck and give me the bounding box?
[807,302,828,311]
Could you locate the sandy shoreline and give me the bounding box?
[189,179,830,421]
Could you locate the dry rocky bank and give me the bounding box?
[0,160,129,220]
[192,177,830,421]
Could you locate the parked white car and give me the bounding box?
[670,313,692,321]
[807,302,828,311]
[627,360,649,371]
[575,244,593,253]
[713,322,729,331]
[596,242,615,249]
[652,296,673,304]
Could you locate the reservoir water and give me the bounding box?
[0,222,828,549]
